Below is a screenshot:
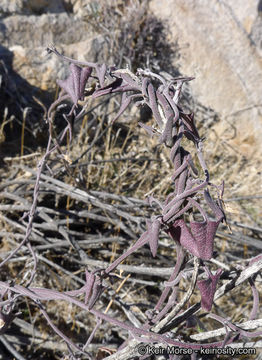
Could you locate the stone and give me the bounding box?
[0,11,94,94]
[0,0,24,16]
[149,0,262,158]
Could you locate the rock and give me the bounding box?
[0,11,94,94]
[149,0,262,158]
[0,0,24,16]
[0,0,65,16]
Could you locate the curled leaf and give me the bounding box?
[84,269,96,305]
[197,268,222,311]
[147,218,161,257]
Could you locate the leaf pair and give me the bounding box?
[166,190,225,260]
[167,218,221,260]
[57,64,92,104]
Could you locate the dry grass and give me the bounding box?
[0,100,261,358]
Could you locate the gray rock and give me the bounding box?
[149,0,262,157]
[2,13,88,47]
[0,9,95,93]
[0,0,24,16]
[0,0,65,16]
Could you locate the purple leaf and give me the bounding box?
[84,269,95,305]
[171,156,189,181]
[112,93,142,123]
[165,189,225,259]
[197,268,222,311]
[111,93,131,123]
[79,66,92,99]
[57,64,92,104]
[248,277,259,320]
[156,92,174,121]
[180,112,201,144]
[57,76,76,103]
[92,78,123,98]
[147,83,164,129]
[189,219,221,260]
[95,63,107,87]
[167,216,220,260]
[114,72,140,89]
[147,218,161,257]
[159,115,174,147]
[87,277,104,310]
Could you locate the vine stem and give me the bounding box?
[152,256,200,333]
